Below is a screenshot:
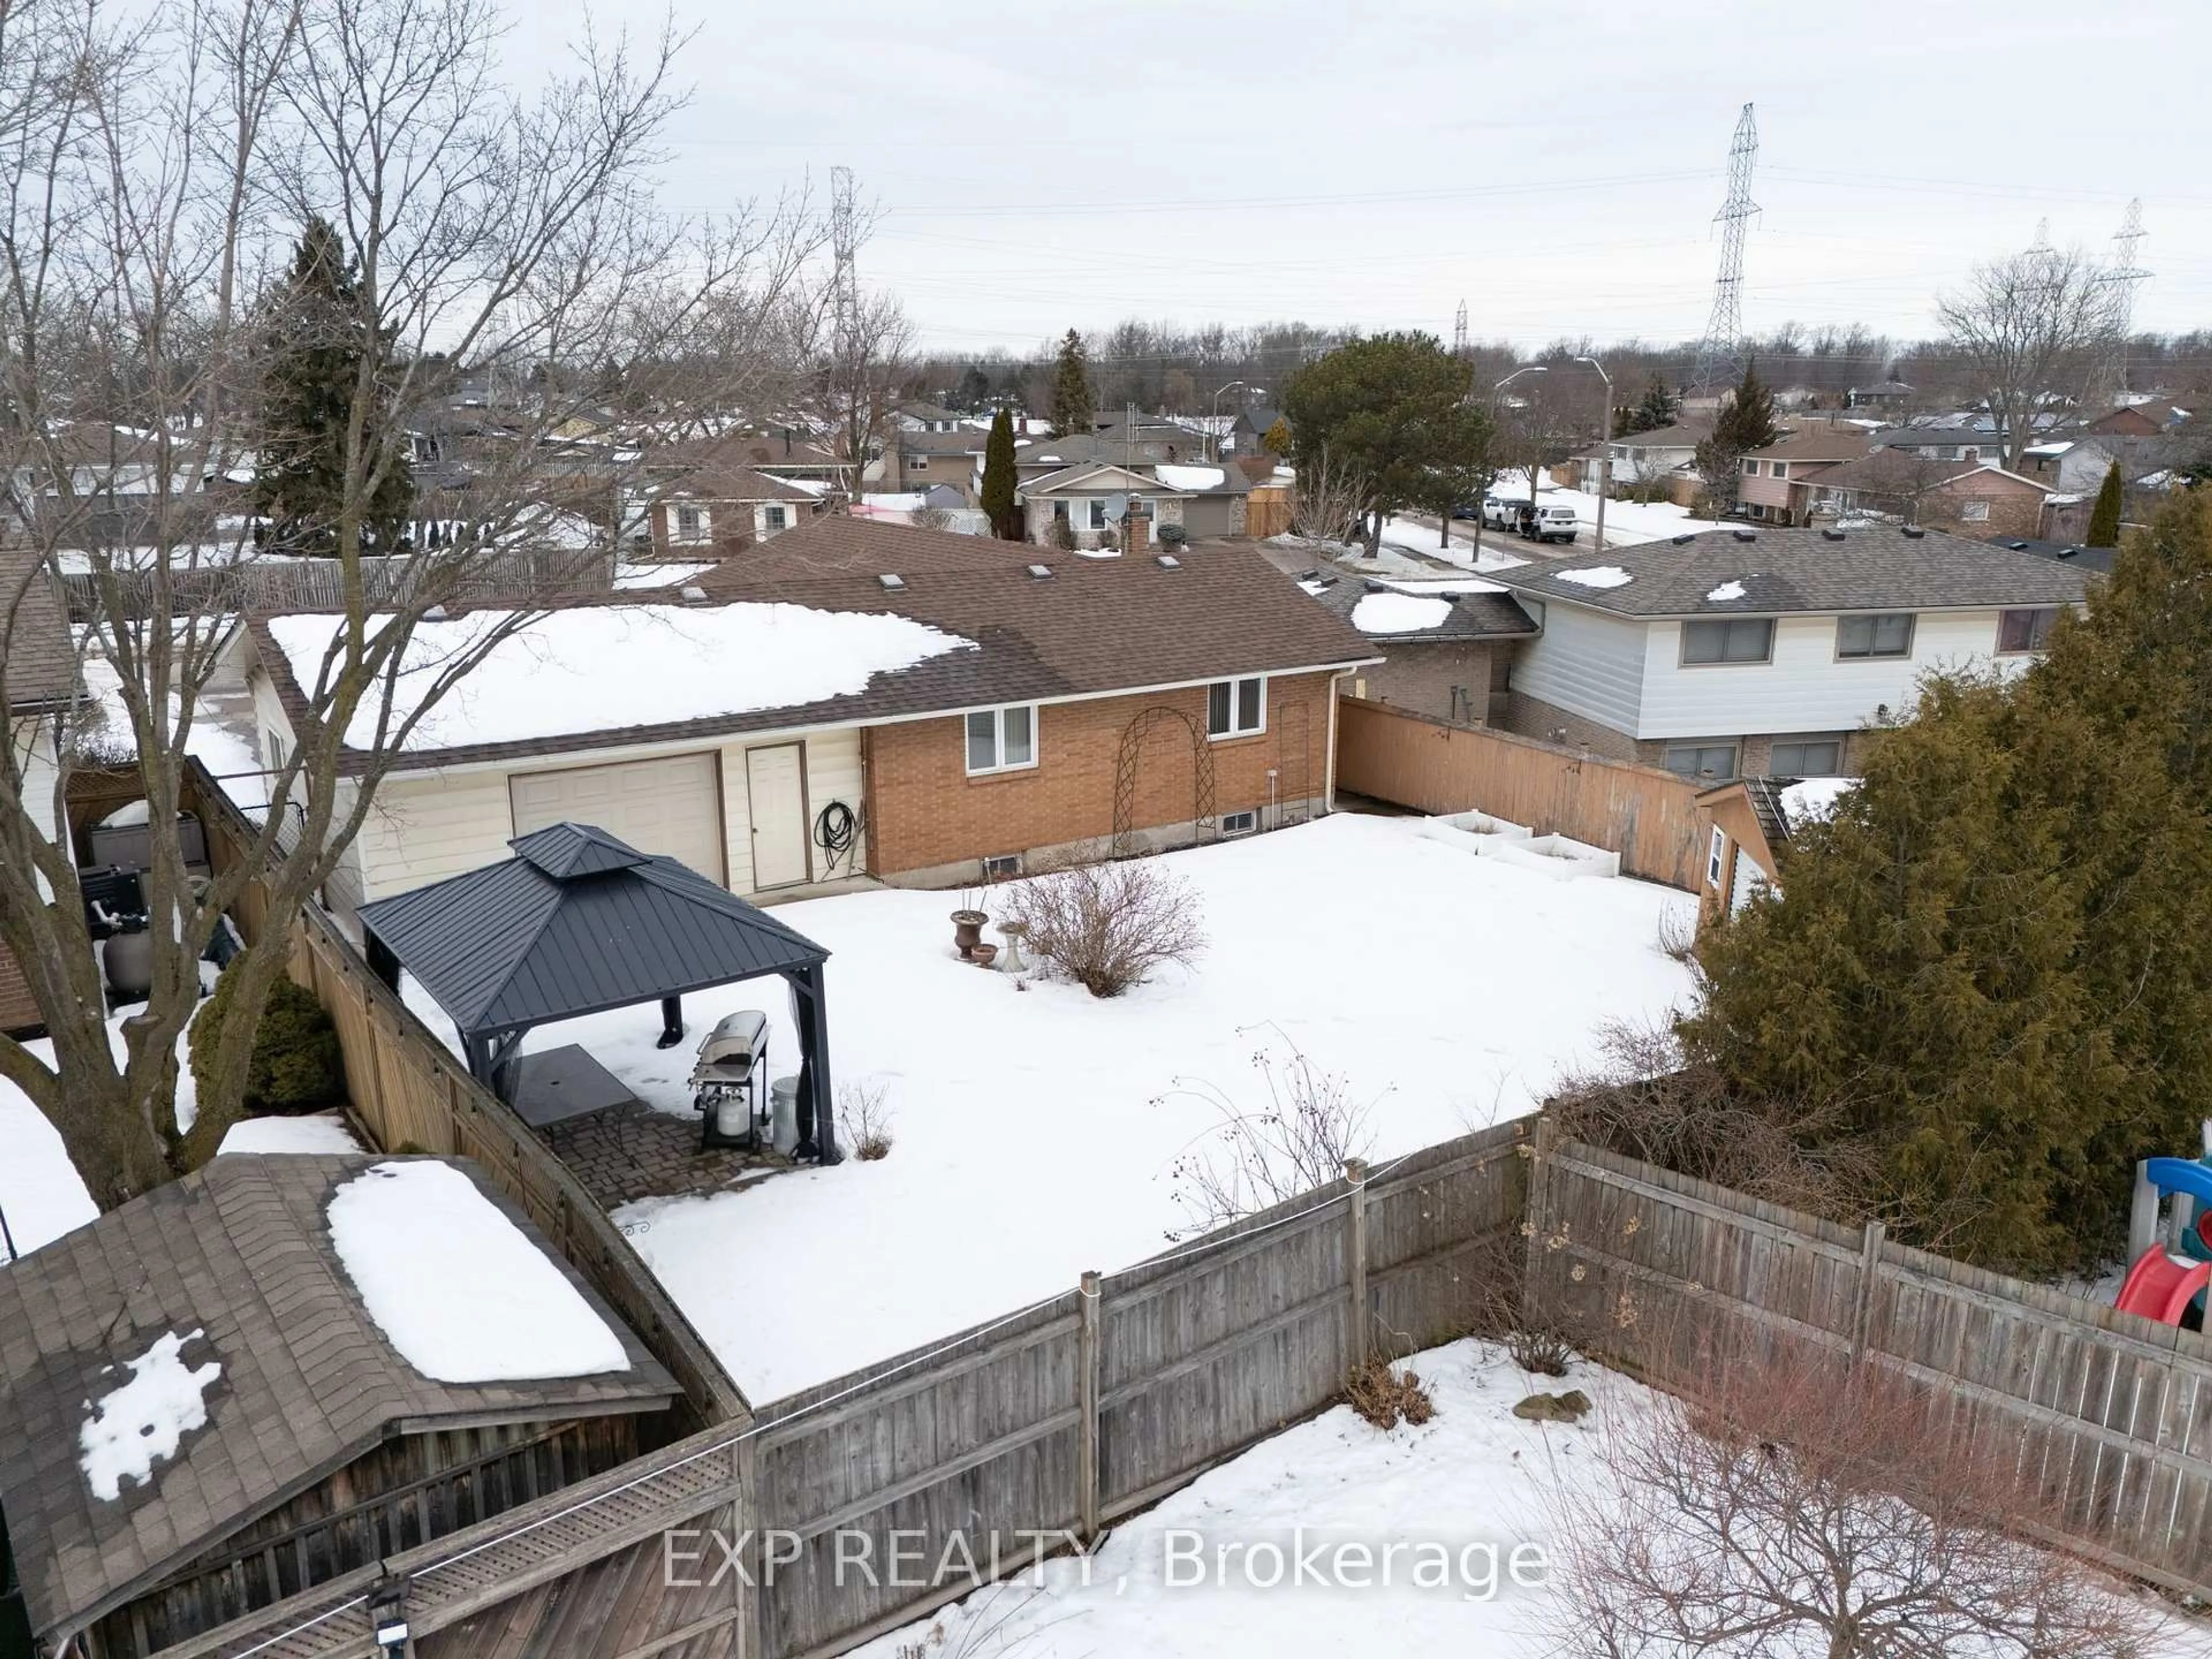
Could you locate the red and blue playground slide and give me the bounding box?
[2114,1156,2212,1327]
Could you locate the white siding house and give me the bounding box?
[1508,600,1646,736]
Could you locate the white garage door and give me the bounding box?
[510,752,726,884]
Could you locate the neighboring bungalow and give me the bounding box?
[240,518,1380,910]
[1846,378,1915,411]
[1483,524,2091,781]
[1734,427,1881,525]
[1018,461,1189,549]
[1804,453,2054,540]
[0,1153,681,1659]
[639,463,821,556]
[1,550,81,1032]
[1298,574,1538,726]
[1604,420,1709,490]
[894,400,969,433]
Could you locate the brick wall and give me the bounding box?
[1501,690,1640,762]
[864,672,1336,878]
[1355,641,1502,726]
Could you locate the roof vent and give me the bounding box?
[1671,533,1696,546]
[878,573,906,590]
[2058,546,2081,559]
[1821,528,1846,541]
[1156,554,1181,569]
[2006,539,2031,551]
[1900,525,1926,540]
[680,584,708,603]
[1025,563,1054,579]
[1732,528,1757,543]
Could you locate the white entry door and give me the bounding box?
[745,743,810,890]
[510,752,725,884]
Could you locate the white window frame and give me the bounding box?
[1960,499,1991,522]
[1707,825,1726,889]
[1088,497,1108,530]
[673,503,704,543]
[1771,461,1788,479]
[1220,808,1258,837]
[762,504,788,532]
[264,729,289,771]
[910,456,928,470]
[1742,458,1760,476]
[1206,675,1266,740]
[964,704,1039,776]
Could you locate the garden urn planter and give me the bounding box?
[950,908,988,957]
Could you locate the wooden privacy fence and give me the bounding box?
[1335,696,1710,891]
[1525,1132,2212,1603]
[743,1125,1531,1659]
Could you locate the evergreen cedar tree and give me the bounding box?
[1615,374,1679,437]
[252,217,415,554]
[1683,493,2212,1277]
[1050,329,1094,437]
[980,407,1020,539]
[954,363,991,412]
[1262,417,1293,457]
[1691,360,1781,514]
[2087,460,2124,547]
[1278,332,1492,546]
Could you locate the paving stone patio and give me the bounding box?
[539,1102,791,1209]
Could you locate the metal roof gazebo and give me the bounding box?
[358,822,839,1161]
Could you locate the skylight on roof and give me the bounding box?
[878,573,905,590]
[1026,563,1054,579]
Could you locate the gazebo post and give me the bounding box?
[785,965,838,1165]
[656,995,684,1050]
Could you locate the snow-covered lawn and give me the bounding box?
[518,815,1695,1400]
[845,1338,2212,1659]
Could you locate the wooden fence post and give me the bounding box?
[1078,1271,1101,1544]
[1521,1118,1555,1319]
[1345,1159,1370,1370]
[1849,1219,1887,1362]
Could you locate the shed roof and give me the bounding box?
[1487,524,2094,619]
[0,1154,675,1642]
[358,823,830,1038]
[1,550,80,710]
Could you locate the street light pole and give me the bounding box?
[1574,355,1613,554]
[1209,380,1250,464]
[1487,365,1548,555]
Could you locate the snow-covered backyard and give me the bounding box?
[476,814,1696,1400]
[844,1338,2212,1659]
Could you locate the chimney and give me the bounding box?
[783,428,792,457]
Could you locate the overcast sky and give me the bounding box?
[506,2,2209,360]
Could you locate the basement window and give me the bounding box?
[1220,809,1257,837]
[1206,676,1265,739]
[965,704,1038,775]
[982,853,1022,880]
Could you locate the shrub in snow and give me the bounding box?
[838,1081,895,1162]
[1163,1034,1376,1237]
[1344,1355,1433,1431]
[1548,1340,2152,1658]
[1003,857,1205,999]
[190,971,346,1117]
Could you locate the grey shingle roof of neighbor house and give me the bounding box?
[0,1154,676,1643]
[359,823,830,1038]
[1486,524,2095,619]
[1298,575,1539,641]
[1,549,80,709]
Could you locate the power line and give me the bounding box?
[1690,103,1760,396]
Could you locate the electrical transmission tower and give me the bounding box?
[829,165,861,365]
[1452,300,1469,358]
[2094,198,2152,399]
[1690,103,1759,397]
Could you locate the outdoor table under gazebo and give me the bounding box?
[358,821,839,1162]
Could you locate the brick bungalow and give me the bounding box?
[1802,453,2054,540]
[240,519,1381,912]
[639,463,822,556]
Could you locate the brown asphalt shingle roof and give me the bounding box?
[650,464,818,503]
[0,1155,676,1642]
[1,550,80,710]
[248,522,1379,775]
[1298,575,1538,642]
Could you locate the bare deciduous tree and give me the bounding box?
[1937,246,2122,472]
[1287,444,1367,547]
[815,283,913,512]
[0,0,813,1210]
[1162,1030,1378,1237]
[1550,1341,2155,1659]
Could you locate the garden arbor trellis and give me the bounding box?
[358,822,839,1160]
[1111,705,1216,858]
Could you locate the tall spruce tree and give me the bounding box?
[1684,493,2212,1273]
[1618,374,1678,436]
[980,406,1020,539]
[2086,460,2124,547]
[1050,329,1094,436]
[1714,358,1780,453]
[253,218,414,554]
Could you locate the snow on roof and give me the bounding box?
[217,1112,361,1155]
[1781,777,1854,824]
[1152,464,1226,493]
[1554,566,1633,590]
[327,1161,630,1383]
[1706,581,1748,602]
[1380,577,1508,596]
[611,560,717,589]
[1350,593,1454,634]
[79,1330,221,1501]
[267,601,975,753]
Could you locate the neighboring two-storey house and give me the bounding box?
[1484,524,2092,781]
[1734,428,1881,524]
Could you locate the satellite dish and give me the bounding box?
[1105,491,1128,521]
